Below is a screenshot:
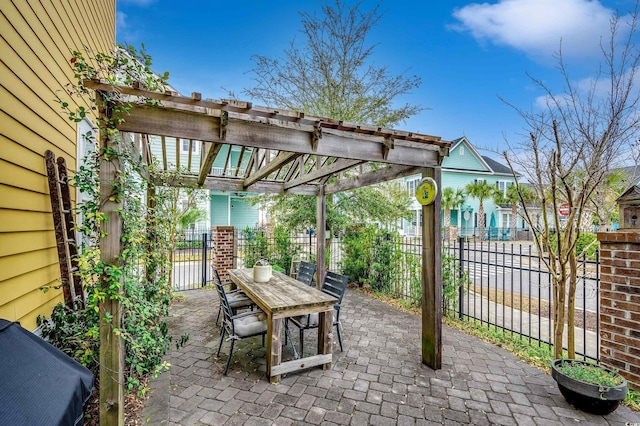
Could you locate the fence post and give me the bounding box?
[458,235,464,320]
[201,232,208,287]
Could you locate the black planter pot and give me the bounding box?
[551,359,627,415]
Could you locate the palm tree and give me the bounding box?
[441,187,466,242]
[465,180,495,241]
[493,184,531,240]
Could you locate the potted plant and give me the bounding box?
[551,359,627,415]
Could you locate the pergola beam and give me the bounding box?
[325,164,422,194]
[284,158,363,190]
[198,142,223,185]
[115,105,442,168]
[83,80,445,146]
[152,174,318,196]
[245,151,300,188]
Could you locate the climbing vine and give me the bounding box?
[39,45,184,395]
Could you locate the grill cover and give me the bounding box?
[0,319,94,426]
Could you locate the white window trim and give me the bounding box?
[180,139,200,155]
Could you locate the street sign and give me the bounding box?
[559,203,570,217]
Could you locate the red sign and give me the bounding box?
[559,203,570,217]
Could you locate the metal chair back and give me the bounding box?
[296,261,317,286]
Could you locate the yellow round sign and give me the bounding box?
[415,177,438,206]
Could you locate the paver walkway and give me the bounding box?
[142,288,640,425]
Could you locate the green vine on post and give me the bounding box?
[40,44,187,423]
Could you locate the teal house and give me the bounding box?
[148,136,260,229]
[403,137,520,238]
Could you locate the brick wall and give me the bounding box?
[597,230,640,390]
[212,226,237,284]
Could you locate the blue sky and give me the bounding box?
[116,0,638,161]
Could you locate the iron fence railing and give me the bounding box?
[445,238,599,360]
[171,228,212,291]
[170,227,600,360]
[235,227,341,273]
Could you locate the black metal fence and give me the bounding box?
[170,227,600,361]
[446,238,600,360]
[171,227,212,291]
[235,227,342,273]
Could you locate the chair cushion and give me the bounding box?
[292,313,318,327]
[233,313,267,337]
[227,293,253,308]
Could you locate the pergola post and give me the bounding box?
[421,167,442,368]
[316,185,326,288]
[97,94,125,425]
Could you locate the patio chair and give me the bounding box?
[287,271,348,355]
[216,281,267,375]
[213,269,254,327]
[296,261,316,286]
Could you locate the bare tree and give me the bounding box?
[502,6,640,359]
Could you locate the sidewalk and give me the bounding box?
[142,288,640,425]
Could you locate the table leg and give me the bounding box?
[267,317,282,383]
[318,309,333,370]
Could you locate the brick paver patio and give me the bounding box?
[142,288,640,425]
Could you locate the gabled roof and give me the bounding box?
[482,156,512,175]
[443,136,513,176]
[444,136,492,173]
[617,183,640,203]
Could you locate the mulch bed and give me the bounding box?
[84,376,149,425]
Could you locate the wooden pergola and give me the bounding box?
[85,79,450,423]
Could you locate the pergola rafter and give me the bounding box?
[88,79,449,422]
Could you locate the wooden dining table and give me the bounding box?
[228,268,338,383]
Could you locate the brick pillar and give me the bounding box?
[597,230,640,390]
[211,226,237,284]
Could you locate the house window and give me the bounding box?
[502,213,511,228]
[460,146,464,155]
[180,139,200,154]
[496,180,513,196]
[76,118,96,251]
[474,178,485,184]
[406,178,420,195]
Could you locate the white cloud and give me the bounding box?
[452,0,616,60]
[116,11,128,32]
[119,0,156,5]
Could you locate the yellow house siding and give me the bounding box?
[0,0,115,330]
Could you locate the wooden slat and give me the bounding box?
[222,145,232,175]
[243,148,258,178]
[187,139,193,170]
[284,158,362,190]
[161,136,167,170]
[175,138,180,169]
[245,151,300,188]
[270,354,333,376]
[151,175,320,195]
[83,80,445,145]
[234,147,245,177]
[325,165,422,194]
[198,142,222,185]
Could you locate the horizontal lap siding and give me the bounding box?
[0,0,115,330]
